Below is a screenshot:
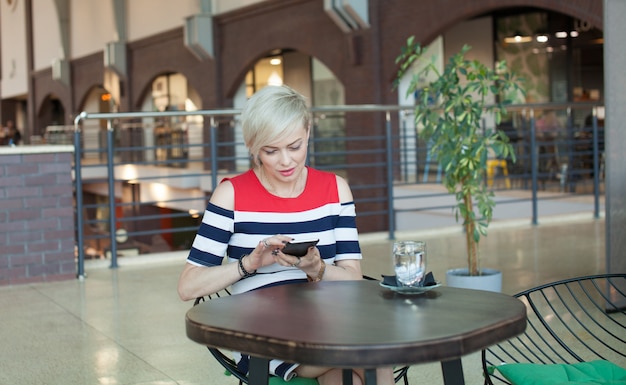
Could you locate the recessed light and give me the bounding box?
[504,34,532,44]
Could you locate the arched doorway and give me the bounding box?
[395,8,604,191]
[232,50,346,170]
[38,94,66,141]
[79,86,115,160]
[138,72,204,165]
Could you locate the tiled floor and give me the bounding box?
[0,211,608,385]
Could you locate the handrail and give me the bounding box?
[72,102,604,278]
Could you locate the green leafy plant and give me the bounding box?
[394,37,524,276]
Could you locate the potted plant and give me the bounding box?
[394,37,524,291]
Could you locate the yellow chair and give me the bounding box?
[486,159,511,189]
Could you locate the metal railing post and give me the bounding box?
[385,111,396,240]
[592,107,600,218]
[74,113,86,280]
[106,119,119,268]
[529,109,538,225]
[401,113,411,183]
[209,117,218,192]
[565,107,574,192]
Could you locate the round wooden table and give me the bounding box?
[186,280,527,385]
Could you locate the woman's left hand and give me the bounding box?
[275,245,322,275]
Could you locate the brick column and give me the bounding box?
[0,145,76,285]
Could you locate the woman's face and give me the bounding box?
[257,126,309,182]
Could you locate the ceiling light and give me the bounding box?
[269,58,281,65]
[570,31,579,37]
[536,35,548,43]
[555,31,568,38]
[504,33,532,44]
[268,71,283,86]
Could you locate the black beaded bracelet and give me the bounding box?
[238,255,257,279]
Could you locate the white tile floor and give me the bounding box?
[1,213,608,385]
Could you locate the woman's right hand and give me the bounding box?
[178,234,294,301]
[246,234,294,271]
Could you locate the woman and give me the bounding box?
[178,85,393,385]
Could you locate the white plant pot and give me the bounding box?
[445,268,502,292]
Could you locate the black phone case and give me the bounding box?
[282,239,319,257]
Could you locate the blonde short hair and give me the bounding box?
[241,85,311,166]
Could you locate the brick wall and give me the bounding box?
[0,146,76,285]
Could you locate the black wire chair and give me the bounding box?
[193,276,410,385]
[481,273,626,385]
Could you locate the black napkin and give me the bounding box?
[381,272,436,287]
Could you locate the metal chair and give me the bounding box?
[193,277,410,385]
[481,273,626,385]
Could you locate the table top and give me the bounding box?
[186,280,527,368]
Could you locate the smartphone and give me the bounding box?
[282,239,319,257]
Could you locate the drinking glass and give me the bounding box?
[393,241,426,287]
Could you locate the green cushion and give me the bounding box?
[494,360,626,385]
[269,376,318,385]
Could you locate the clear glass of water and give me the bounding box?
[393,241,426,287]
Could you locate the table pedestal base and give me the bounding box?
[441,359,465,385]
[249,356,270,385]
